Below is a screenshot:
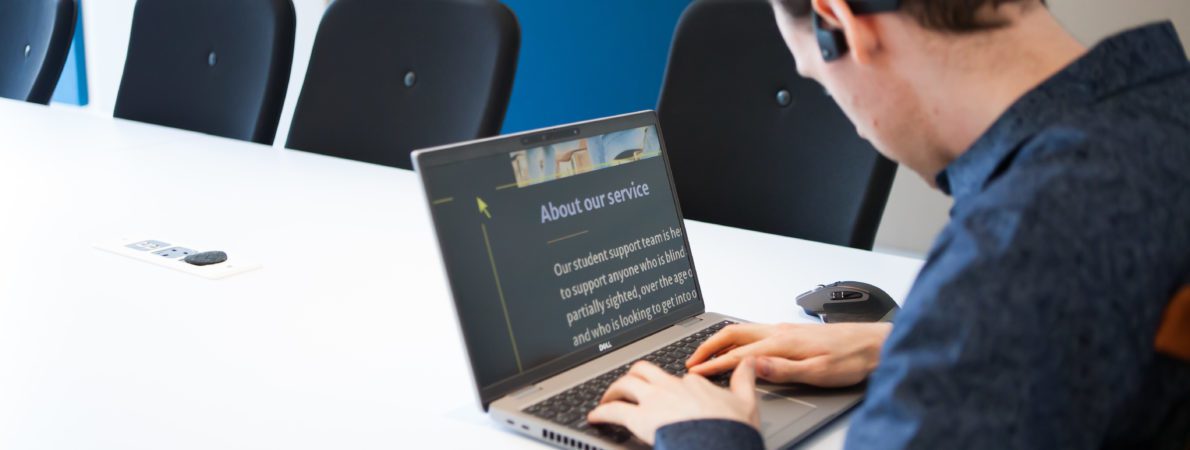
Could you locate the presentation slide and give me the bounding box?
[423,126,702,388]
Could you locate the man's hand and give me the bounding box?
[587,359,760,445]
[686,322,892,387]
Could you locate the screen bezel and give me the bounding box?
[413,111,708,410]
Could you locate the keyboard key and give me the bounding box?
[555,411,580,425]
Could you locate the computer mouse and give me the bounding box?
[796,281,899,323]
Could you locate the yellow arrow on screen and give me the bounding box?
[477,197,491,219]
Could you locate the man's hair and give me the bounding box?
[777,0,1046,33]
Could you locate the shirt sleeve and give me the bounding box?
[844,144,1188,448]
[654,419,764,450]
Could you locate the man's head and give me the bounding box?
[770,0,1077,184]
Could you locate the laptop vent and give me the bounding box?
[541,428,605,450]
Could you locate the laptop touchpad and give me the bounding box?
[756,389,816,438]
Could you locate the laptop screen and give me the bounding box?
[415,112,705,407]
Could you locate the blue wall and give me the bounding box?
[51,1,89,106]
[498,0,692,133]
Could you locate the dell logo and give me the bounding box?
[598,342,613,352]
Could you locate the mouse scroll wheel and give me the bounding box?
[830,291,864,300]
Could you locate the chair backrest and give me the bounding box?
[657,0,897,250]
[286,0,519,170]
[0,0,76,104]
[1157,285,1190,361]
[1154,284,1190,448]
[113,0,295,144]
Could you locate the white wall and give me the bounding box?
[872,167,953,258]
[871,0,1190,257]
[1050,0,1190,49]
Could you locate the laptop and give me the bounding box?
[413,111,862,449]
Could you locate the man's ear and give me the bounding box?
[811,0,878,65]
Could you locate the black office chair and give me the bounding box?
[657,0,897,250]
[0,0,77,104]
[113,0,296,144]
[286,0,519,170]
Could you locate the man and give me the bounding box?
[586,0,1190,448]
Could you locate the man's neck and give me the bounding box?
[910,7,1087,177]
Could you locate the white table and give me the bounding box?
[0,99,924,449]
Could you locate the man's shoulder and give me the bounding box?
[1034,71,1190,166]
[947,103,1190,255]
[993,82,1190,212]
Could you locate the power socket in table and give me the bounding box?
[95,238,261,280]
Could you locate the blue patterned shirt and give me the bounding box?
[657,22,1190,450]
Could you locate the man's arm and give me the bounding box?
[845,150,1182,448]
[654,420,765,450]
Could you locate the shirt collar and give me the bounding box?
[936,22,1189,200]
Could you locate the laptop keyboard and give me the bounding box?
[523,320,735,443]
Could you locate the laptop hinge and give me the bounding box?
[509,384,542,399]
[676,316,702,327]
